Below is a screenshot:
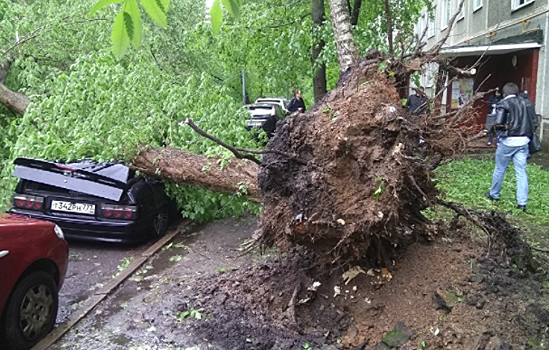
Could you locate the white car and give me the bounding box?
[254,98,290,115]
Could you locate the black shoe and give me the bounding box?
[517,205,526,212]
[485,192,499,201]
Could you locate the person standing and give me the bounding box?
[288,90,306,113]
[405,86,429,116]
[485,87,503,145]
[485,82,537,211]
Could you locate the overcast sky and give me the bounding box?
[206,0,214,8]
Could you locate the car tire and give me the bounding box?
[1,271,58,350]
[151,206,169,238]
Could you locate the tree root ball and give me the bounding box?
[254,72,439,265]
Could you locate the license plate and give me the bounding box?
[247,121,263,127]
[51,200,95,215]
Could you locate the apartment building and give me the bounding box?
[416,0,548,143]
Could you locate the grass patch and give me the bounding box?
[435,157,549,227]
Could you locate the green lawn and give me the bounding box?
[435,157,549,225]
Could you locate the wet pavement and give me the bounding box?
[48,215,257,350]
[58,239,154,323]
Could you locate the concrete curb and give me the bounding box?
[31,221,189,350]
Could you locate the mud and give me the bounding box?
[51,215,549,350]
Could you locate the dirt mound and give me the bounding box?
[256,71,440,264]
[177,222,548,350]
[181,250,341,350]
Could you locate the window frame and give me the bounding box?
[419,13,427,39]
[512,0,535,11]
[473,0,483,12]
[440,0,451,30]
[428,6,436,38]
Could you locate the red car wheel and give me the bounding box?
[1,271,58,350]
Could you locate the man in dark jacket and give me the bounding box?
[405,86,429,116]
[288,90,306,113]
[485,87,503,145]
[485,82,537,211]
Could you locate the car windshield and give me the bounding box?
[255,98,287,109]
[248,105,274,116]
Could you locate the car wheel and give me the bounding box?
[151,207,169,238]
[1,271,58,350]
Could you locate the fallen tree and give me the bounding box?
[5,0,535,266]
[132,146,261,202]
[132,1,488,265]
[133,55,483,265]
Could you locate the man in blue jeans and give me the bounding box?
[485,82,537,211]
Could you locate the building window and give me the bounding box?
[457,0,465,21]
[473,0,483,11]
[419,13,427,39]
[512,0,534,10]
[441,0,451,29]
[428,6,436,38]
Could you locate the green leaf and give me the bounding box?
[140,0,167,28]
[157,0,170,13]
[89,0,123,17]
[125,0,142,48]
[221,0,240,18]
[210,0,222,35]
[111,10,130,60]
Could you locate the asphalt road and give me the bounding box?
[57,239,154,323]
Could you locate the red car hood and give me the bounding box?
[0,213,50,226]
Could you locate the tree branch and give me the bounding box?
[184,119,308,165]
[429,0,465,55]
[184,119,262,165]
[262,13,310,30]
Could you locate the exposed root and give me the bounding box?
[439,201,537,271]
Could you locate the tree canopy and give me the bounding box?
[0,0,430,221]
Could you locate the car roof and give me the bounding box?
[255,98,288,102]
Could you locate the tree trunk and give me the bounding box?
[383,0,394,57]
[0,83,30,115]
[350,0,362,26]
[0,58,30,115]
[312,0,327,103]
[132,147,261,202]
[327,0,358,73]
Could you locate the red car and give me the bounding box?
[0,214,69,350]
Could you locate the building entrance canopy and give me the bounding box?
[440,42,541,57]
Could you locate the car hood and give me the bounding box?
[0,213,48,226]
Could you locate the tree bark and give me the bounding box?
[312,0,327,103]
[132,147,261,202]
[383,0,394,57]
[0,58,30,115]
[0,83,30,115]
[327,0,358,73]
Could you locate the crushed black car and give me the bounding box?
[9,158,177,244]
